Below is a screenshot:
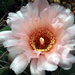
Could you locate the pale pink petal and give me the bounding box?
[8,45,28,62]
[34,0,49,12]
[56,30,66,43]
[6,11,23,25]
[48,4,65,28]
[8,52,20,62]
[6,19,12,24]
[11,18,35,37]
[21,0,49,19]
[37,55,58,71]
[8,11,23,19]
[45,52,60,65]
[58,47,70,57]
[21,1,50,30]
[56,30,74,45]
[50,3,65,14]
[10,54,28,74]
[7,44,33,62]
[59,57,72,70]
[56,9,74,29]
[60,32,71,44]
[56,35,75,56]
[21,2,38,19]
[40,6,55,28]
[24,17,37,32]
[30,59,45,75]
[66,25,75,39]
[48,4,74,36]
[66,54,75,63]
[21,3,37,18]
[59,53,75,70]
[64,40,75,50]
[19,39,32,51]
[26,17,40,30]
[16,11,23,18]
[0,31,18,44]
[40,4,63,29]
[20,6,28,17]
[7,46,23,52]
[51,17,63,29]
[24,50,40,62]
[59,25,75,45]
[11,20,28,35]
[49,4,65,29]
[3,40,19,47]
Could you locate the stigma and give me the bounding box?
[40,37,44,45]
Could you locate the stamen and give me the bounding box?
[30,29,56,52]
[40,37,44,45]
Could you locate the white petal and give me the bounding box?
[11,19,32,37]
[6,19,11,24]
[61,32,71,44]
[23,50,41,63]
[45,52,60,65]
[0,31,17,44]
[30,59,45,75]
[64,40,75,50]
[49,4,64,29]
[51,17,63,29]
[59,57,72,70]
[8,46,24,61]
[8,11,23,19]
[59,53,75,70]
[37,55,58,71]
[6,11,24,25]
[40,6,57,28]
[66,25,75,39]
[58,48,70,56]
[21,2,38,19]
[21,0,49,18]
[34,0,49,12]
[7,46,23,52]
[24,50,39,63]
[50,3,65,14]
[3,40,19,47]
[8,12,20,19]
[57,9,74,29]
[16,11,23,18]
[50,4,74,29]
[10,54,28,74]
[66,54,75,63]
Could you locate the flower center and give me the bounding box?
[30,29,56,52]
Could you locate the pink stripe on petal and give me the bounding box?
[37,55,58,71]
[59,53,75,70]
[24,50,40,62]
[34,0,49,13]
[10,54,28,74]
[45,52,60,65]
[30,59,45,75]
[3,40,19,47]
[0,31,18,44]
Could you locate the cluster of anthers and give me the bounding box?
[30,29,56,51]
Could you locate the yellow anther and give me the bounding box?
[30,29,56,52]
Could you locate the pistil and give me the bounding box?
[39,37,44,45]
